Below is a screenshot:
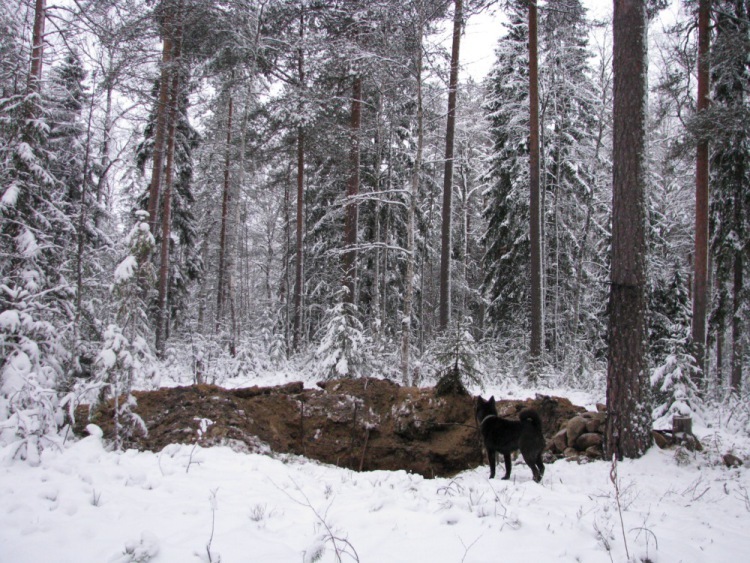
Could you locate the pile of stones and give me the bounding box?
[547,408,607,461]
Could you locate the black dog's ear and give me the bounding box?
[489,396,495,405]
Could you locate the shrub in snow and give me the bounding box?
[113,531,160,563]
[315,288,371,380]
[0,284,68,465]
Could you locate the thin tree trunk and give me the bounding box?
[293,3,305,351]
[605,0,651,460]
[692,0,711,380]
[216,91,234,335]
[343,75,362,303]
[401,13,424,385]
[731,265,743,392]
[231,93,251,342]
[439,0,462,331]
[96,83,113,227]
[371,95,383,339]
[528,0,543,375]
[155,7,183,355]
[716,284,725,385]
[293,126,304,350]
[75,71,97,341]
[731,167,744,392]
[147,11,174,236]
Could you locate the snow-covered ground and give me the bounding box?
[1,375,748,562]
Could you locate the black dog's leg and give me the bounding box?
[522,451,541,482]
[502,452,512,480]
[537,455,545,479]
[487,450,496,479]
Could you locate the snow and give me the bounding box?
[1,375,749,563]
[114,256,137,284]
[1,183,19,209]
[0,310,21,333]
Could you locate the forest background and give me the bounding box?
[1,0,748,461]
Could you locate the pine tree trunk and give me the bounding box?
[147,9,174,236]
[155,7,183,355]
[439,0,462,331]
[28,0,45,95]
[529,0,544,374]
[343,75,362,304]
[605,0,652,460]
[692,0,711,380]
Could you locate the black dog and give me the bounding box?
[475,395,545,483]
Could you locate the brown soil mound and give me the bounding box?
[75,378,585,478]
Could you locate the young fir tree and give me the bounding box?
[93,210,156,450]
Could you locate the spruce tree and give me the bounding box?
[482,1,530,335]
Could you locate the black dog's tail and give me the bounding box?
[519,408,542,430]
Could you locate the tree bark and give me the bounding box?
[692,0,711,380]
[529,0,543,374]
[439,0,462,330]
[343,75,362,303]
[605,0,652,460]
[155,6,183,355]
[147,10,174,236]
[28,0,46,95]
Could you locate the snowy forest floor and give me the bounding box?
[1,369,749,562]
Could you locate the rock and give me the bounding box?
[723,453,743,468]
[563,447,579,458]
[566,416,588,445]
[586,413,606,432]
[552,428,568,453]
[575,432,603,450]
[651,430,672,449]
[596,403,606,413]
[585,445,604,459]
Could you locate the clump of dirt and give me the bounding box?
[75,378,586,478]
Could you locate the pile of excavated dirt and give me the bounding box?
[74,378,586,478]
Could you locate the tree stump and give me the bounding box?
[672,416,692,434]
[672,415,702,452]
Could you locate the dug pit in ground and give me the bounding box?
[76,378,587,478]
